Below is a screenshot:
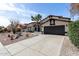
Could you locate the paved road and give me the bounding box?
[0,34,66,56]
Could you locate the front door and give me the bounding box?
[34,25,40,32]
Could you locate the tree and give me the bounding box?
[10,19,20,34]
[70,3,79,19]
[31,14,42,31]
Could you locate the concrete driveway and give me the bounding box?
[0,34,66,56]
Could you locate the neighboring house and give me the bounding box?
[13,23,28,32]
[6,23,28,32]
[21,24,28,32]
[27,22,41,32]
[40,15,71,35]
[6,24,22,32]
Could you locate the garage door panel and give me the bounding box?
[44,25,65,35]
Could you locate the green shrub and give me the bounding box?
[68,20,79,48]
[0,29,4,33]
[0,26,4,33]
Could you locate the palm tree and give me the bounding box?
[31,14,42,31]
[70,3,79,19]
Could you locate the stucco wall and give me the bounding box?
[42,21,50,27]
[41,20,69,32]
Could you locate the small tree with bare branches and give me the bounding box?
[10,19,20,34]
[70,3,79,19]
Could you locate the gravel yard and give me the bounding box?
[60,36,79,56]
[1,32,79,56]
[0,32,37,46]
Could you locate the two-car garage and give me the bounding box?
[44,25,65,35]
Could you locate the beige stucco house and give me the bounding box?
[40,15,71,34]
[26,15,71,35]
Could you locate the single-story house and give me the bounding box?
[27,22,41,32]
[40,15,71,35]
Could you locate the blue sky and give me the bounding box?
[0,3,70,27]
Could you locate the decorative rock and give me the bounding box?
[10,35,14,40]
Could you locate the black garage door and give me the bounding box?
[44,25,65,35]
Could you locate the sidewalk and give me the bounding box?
[0,42,10,56]
[0,34,65,56]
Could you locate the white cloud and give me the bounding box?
[0,16,10,27]
[0,3,46,17]
[0,3,44,16]
[0,3,15,11]
[0,3,46,27]
[0,3,22,14]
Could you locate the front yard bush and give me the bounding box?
[0,29,4,33]
[68,20,79,48]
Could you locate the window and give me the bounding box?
[50,19,55,25]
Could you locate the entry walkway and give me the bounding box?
[0,34,65,56]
